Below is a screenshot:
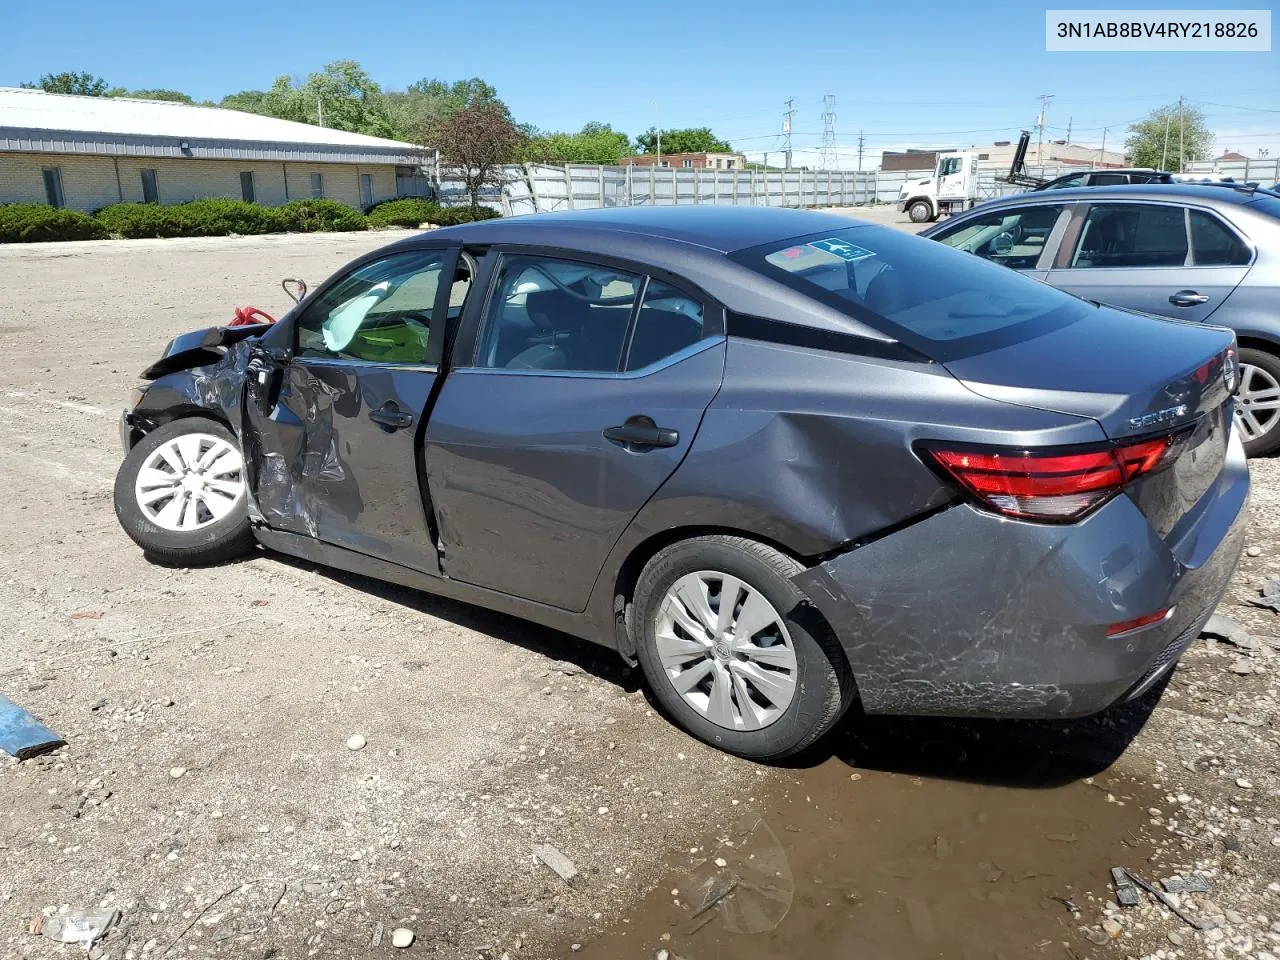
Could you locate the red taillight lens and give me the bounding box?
[922,431,1185,523]
[1106,608,1173,637]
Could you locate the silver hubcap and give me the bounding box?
[654,571,798,731]
[1235,363,1280,442]
[135,433,245,532]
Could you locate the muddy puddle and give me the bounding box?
[566,706,1165,960]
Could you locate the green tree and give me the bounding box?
[219,89,269,114]
[517,122,632,164]
[1125,103,1214,171]
[107,88,196,104]
[634,126,732,156]
[21,72,108,96]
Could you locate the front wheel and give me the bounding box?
[632,535,854,761]
[907,199,933,223]
[1235,347,1280,457]
[113,417,255,565]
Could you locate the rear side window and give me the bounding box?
[1069,203,1188,268]
[625,281,705,371]
[1189,210,1251,266]
[735,225,1088,348]
[930,204,1065,270]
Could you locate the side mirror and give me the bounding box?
[282,278,308,304]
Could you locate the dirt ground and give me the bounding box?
[0,208,1277,960]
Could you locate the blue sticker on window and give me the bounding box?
[808,238,875,262]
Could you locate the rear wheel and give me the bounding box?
[113,417,255,565]
[907,199,934,223]
[632,535,854,761]
[1235,347,1280,457]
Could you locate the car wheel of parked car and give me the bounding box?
[113,418,255,565]
[907,200,934,224]
[1236,348,1280,457]
[633,535,855,761]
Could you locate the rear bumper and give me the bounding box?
[793,429,1249,719]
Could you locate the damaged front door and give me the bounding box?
[243,246,463,573]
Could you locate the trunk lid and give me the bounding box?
[941,304,1237,536]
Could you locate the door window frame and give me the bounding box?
[450,244,725,380]
[1056,200,1257,271]
[286,242,462,372]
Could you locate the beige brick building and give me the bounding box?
[0,88,430,213]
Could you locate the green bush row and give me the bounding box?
[0,198,501,243]
[365,198,502,228]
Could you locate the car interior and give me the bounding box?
[1071,205,1190,268]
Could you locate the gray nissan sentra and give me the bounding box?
[113,206,1248,760]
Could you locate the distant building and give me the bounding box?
[1215,151,1251,162]
[0,87,432,212]
[881,139,1126,172]
[619,152,747,170]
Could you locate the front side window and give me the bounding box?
[1089,172,1128,186]
[140,168,159,204]
[734,225,1089,348]
[938,157,962,176]
[296,250,446,364]
[625,281,706,371]
[475,256,641,372]
[1069,203,1188,268]
[931,204,1065,270]
[42,167,64,208]
[1189,209,1251,266]
[1043,173,1085,190]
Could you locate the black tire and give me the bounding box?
[1237,347,1280,457]
[632,535,855,761]
[113,417,255,565]
[907,199,933,223]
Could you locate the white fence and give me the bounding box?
[1183,158,1280,183]
[433,162,1093,214]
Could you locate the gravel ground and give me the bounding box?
[0,208,1277,960]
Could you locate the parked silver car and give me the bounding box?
[922,184,1280,455]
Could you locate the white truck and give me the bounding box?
[896,150,982,223]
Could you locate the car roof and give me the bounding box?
[978,182,1270,209]
[406,205,867,254]
[1048,168,1166,177]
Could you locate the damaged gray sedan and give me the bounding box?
[114,206,1248,760]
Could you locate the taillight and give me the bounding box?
[920,430,1190,523]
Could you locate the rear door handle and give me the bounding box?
[604,419,679,449]
[369,402,414,430]
[1169,290,1210,307]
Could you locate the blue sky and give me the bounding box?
[2,0,1276,165]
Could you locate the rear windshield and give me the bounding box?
[731,225,1090,353]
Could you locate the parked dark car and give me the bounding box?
[1036,169,1176,190]
[922,184,1280,455]
[114,206,1247,760]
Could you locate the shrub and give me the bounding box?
[276,199,367,233]
[0,204,108,243]
[94,203,186,239]
[433,205,502,226]
[171,199,285,236]
[366,197,443,228]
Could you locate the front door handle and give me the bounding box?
[1169,290,1210,307]
[369,402,414,431]
[604,417,679,449]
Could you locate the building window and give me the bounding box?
[360,173,374,208]
[310,173,324,199]
[42,167,65,208]
[659,161,669,168]
[140,168,159,204]
[240,171,256,203]
[682,159,693,169]
[726,159,735,169]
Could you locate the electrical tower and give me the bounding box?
[783,98,795,170]
[820,93,837,170]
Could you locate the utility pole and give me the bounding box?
[317,98,324,127]
[820,93,837,170]
[783,98,794,170]
[1160,108,1172,171]
[1066,116,1072,143]
[856,130,865,172]
[653,101,661,165]
[1099,127,1107,166]
[1177,95,1185,171]
[1035,93,1053,166]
